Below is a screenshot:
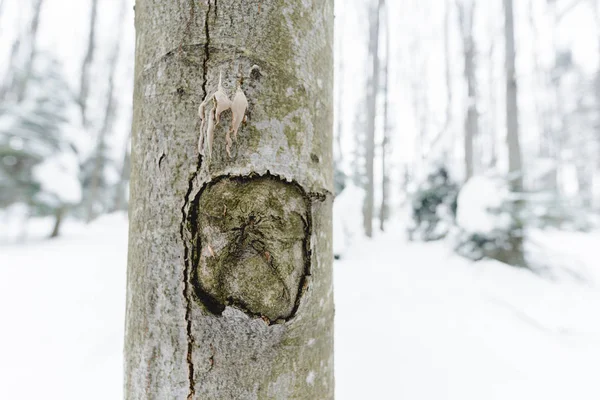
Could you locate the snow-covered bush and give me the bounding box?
[406,166,459,241]
[453,175,526,267]
[333,182,365,259]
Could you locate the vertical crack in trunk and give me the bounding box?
[201,1,212,99]
[180,155,201,400]
[181,3,211,398]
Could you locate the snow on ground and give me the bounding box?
[1,214,599,399]
[0,214,128,400]
[335,222,600,400]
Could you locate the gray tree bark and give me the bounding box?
[125,1,334,399]
[364,0,383,238]
[458,1,477,181]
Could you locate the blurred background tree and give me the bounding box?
[0,0,133,238]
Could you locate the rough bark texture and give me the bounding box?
[125,1,334,399]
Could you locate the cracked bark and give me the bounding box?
[125,1,334,399]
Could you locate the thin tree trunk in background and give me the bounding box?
[125,0,334,398]
[529,0,558,193]
[487,37,497,168]
[379,5,389,232]
[0,39,21,101]
[15,0,43,102]
[85,0,124,222]
[364,0,383,238]
[458,1,477,181]
[425,0,454,163]
[505,0,523,192]
[335,10,344,166]
[0,6,23,100]
[49,206,65,238]
[443,0,453,162]
[576,161,593,208]
[543,1,562,194]
[351,99,366,187]
[504,0,526,267]
[79,0,98,127]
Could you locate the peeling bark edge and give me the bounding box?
[186,171,328,325]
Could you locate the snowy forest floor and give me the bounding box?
[1,214,599,399]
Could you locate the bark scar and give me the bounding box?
[190,173,314,323]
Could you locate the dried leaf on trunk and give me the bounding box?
[230,86,248,141]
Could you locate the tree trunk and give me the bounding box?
[49,206,65,238]
[504,0,526,267]
[364,0,383,238]
[379,4,389,232]
[458,1,477,181]
[125,1,334,399]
